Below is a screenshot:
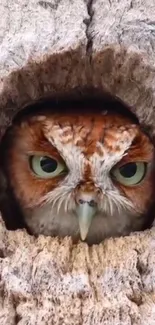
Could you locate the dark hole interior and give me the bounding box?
[12,87,139,125]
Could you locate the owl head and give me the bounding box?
[0,97,155,245]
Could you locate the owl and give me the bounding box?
[0,96,155,245]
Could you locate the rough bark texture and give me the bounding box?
[0,217,155,325]
[0,0,155,324]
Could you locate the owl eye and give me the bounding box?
[30,155,67,178]
[111,162,147,186]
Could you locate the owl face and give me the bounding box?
[1,109,155,244]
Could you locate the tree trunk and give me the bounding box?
[0,1,155,324]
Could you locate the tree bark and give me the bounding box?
[0,1,155,324]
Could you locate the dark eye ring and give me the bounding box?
[30,155,67,178]
[111,162,147,186]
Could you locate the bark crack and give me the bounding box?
[84,0,94,59]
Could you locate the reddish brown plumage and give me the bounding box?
[0,107,155,243]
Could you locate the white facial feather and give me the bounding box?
[41,125,135,212]
[23,123,142,244]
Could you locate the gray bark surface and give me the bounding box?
[0,217,155,325]
[0,1,155,324]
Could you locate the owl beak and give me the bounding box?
[76,199,97,241]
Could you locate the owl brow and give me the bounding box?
[117,145,153,167]
[26,144,63,161]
